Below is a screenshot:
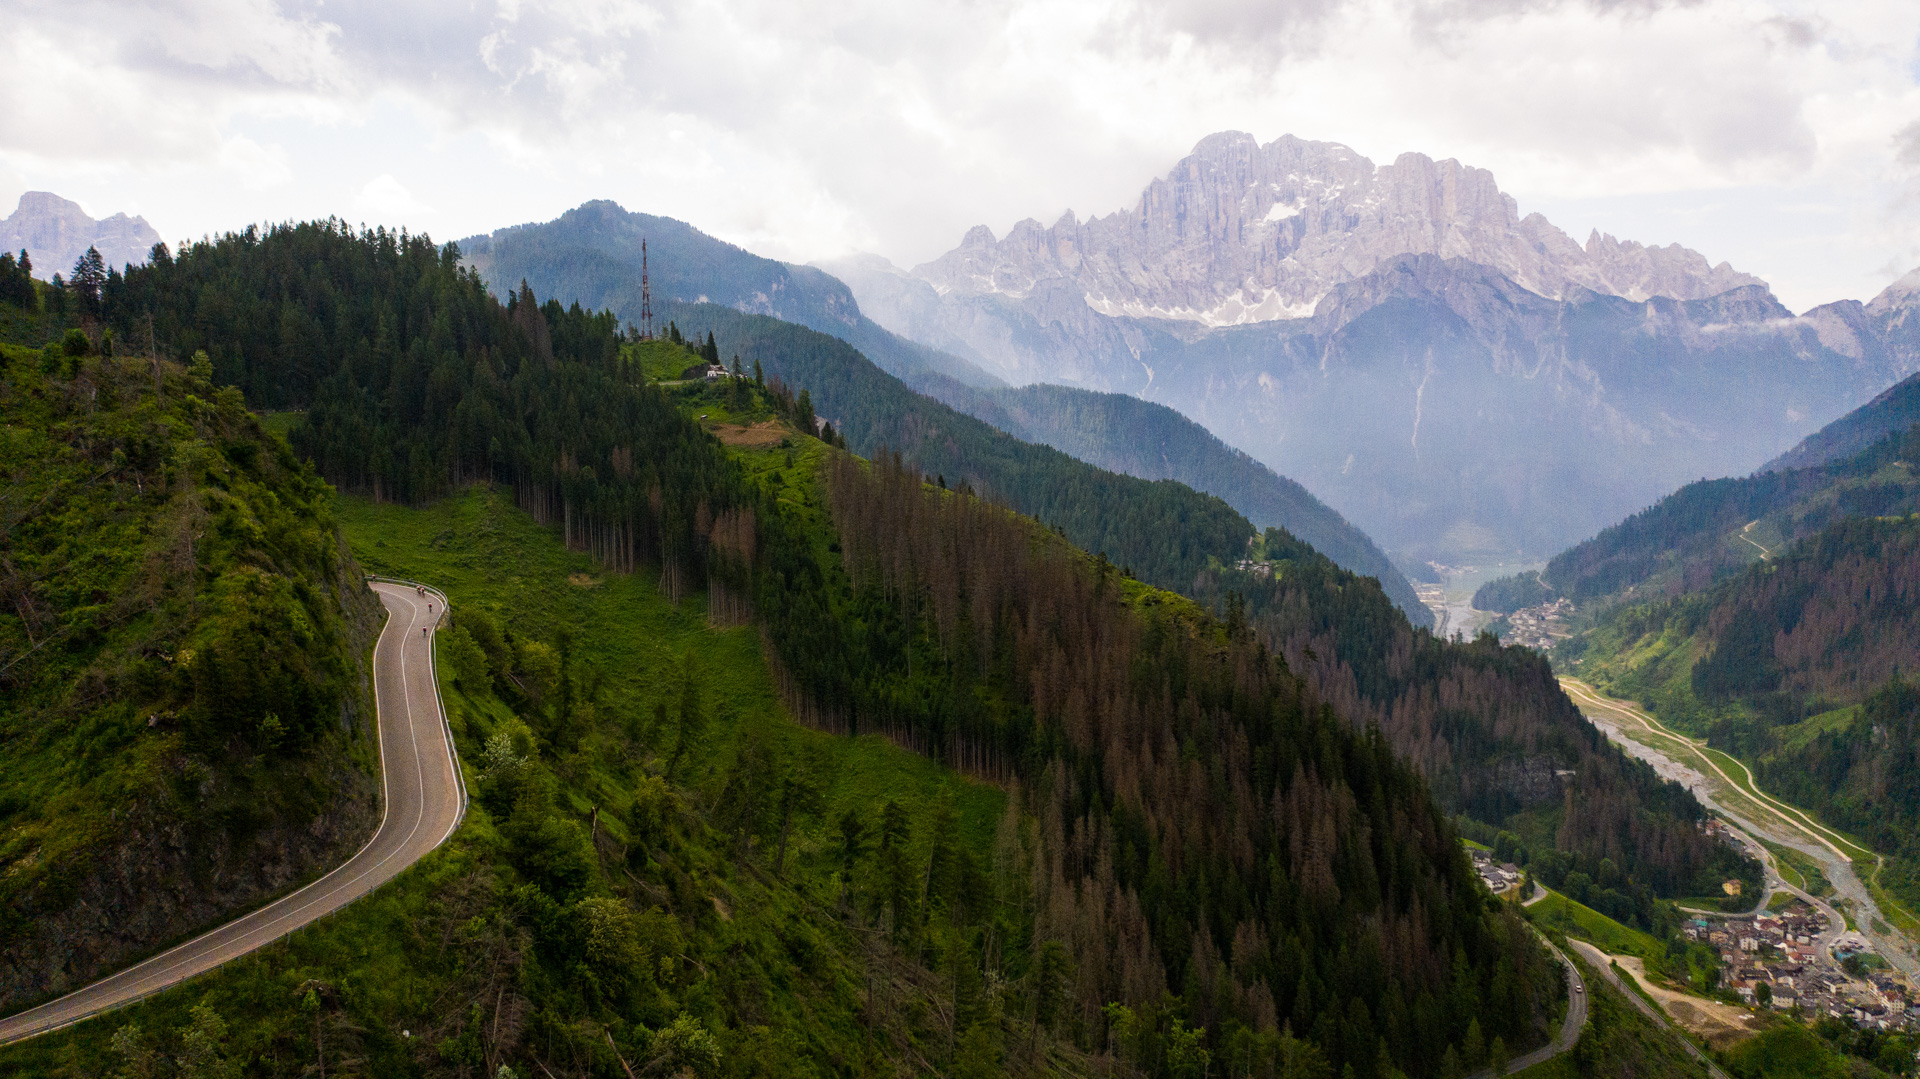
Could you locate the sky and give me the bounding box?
[4,0,1919,312]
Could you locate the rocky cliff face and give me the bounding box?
[912,131,1760,338]
[0,191,160,277]
[831,132,1920,564]
[0,558,383,1015]
[1138,255,1905,562]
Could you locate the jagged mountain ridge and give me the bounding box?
[832,133,1920,563]
[1153,256,1914,561]
[0,192,159,276]
[912,131,1759,338]
[847,249,1916,562]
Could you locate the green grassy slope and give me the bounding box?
[1511,952,1710,1079]
[1,478,1014,1078]
[1526,892,1665,965]
[0,340,382,1014]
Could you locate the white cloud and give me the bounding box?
[219,135,294,190]
[355,173,430,221]
[0,0,1917,308]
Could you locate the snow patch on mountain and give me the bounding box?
[911,131,1764,337]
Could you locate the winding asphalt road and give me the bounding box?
[1565,939,1732,1079]
[0,581,464,1046]
[1469,935,1587,1079]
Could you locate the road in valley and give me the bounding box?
[1559,679,1918,982]
[1565,939,1731,1079]
[0,581,465,1046]
[1469,936,1586,1079]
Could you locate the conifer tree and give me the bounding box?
[836,810,867,913]
[70,246,106,316]
[667,653,705,779]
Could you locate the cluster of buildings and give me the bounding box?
[1497,596,1574,651]
[1687,902,1918,1029]
[1232,558,1276,580]
[681,361,732,381]
[1469,847,1524,895]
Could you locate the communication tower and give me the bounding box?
[639,238,654,341]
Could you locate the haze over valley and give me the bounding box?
[831,131,1920,568]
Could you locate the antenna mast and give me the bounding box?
[639,238,654,341]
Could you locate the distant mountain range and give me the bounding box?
[0,192,159,277]
[1541,395,1920,606]
[458,204,1431,621]
[829,132,1920,565]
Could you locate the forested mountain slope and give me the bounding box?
[53,218,1558,1078]
[772,451,1561,1076]
[0,334,381,1014]
[1765,369,1920,472]
[460,199,1003,387]
[678,293,1755,923]
[461,200,1432,621]
[896,374,1430,623]
[1541,422,1920,604]
[659,299,1258,596]
[1563,515,1920,912]
[1189,531,1759,929]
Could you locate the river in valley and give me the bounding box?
[1566,681,1920,983]
[1413,561,1541,639]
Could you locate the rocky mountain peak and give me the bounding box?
[1866,265,1920,316]
[0,191,161,278]
[911,132,1765,329]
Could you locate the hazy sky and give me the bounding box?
[5,0,1918,312]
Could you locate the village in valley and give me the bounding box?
[1469,841,1920,1044]
[1492,596,1575,652]
[1678,899,1914,1029]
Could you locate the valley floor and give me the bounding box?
[1559,680,1920,992]
[1417,561,1538,639]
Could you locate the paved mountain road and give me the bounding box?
[1469,936,1586,1079]
[0,582,464,1046]
[1565,939,1731,1079]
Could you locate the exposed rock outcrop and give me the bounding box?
[913,131,1762,335]
[0,191,161,277]
[831,132,1920,563]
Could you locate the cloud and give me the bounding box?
[219,135,294,190]
[355,173,430,221]
[1898,120,1920,169]
[1,0,1918,307]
